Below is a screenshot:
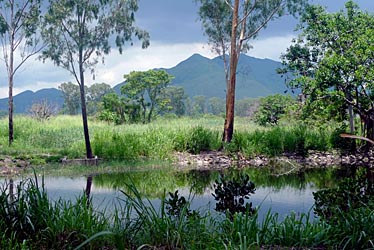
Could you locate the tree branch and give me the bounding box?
[242,2,283,41]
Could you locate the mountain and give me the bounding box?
[0,88,63,114]
[163,53,286,99]
[0,53,286,113]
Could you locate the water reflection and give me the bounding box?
[1,167,340,219]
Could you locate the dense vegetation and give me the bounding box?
[0,115,340,163]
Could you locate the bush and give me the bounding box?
[254,94,296,126]
[185,126,220,154]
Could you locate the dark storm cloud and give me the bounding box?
[136,0,374,43]
[137,0,205,43]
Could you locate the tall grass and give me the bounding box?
[1,175,373,249]
[228,125,334,158]
[0,174,111,249]
[0,115,336,162]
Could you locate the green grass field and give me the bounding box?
[0,115,337,163]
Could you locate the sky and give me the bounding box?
[0,0,374,98]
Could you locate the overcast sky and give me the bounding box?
[1,0,373,98]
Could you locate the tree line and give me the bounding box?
[56,75,274,123]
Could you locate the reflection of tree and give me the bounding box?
[224,168,338,191]
[93,170,188,199]
[85,175,93,207]
[92,167,339,199]
[314,166,374,220]
[183,170,218,195]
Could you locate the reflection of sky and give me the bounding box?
[1,177,317,221]
[0,176,318,220]
[177,184,317,220]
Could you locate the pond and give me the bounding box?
[1,166,342,219]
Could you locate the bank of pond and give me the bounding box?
[0,164,373,249]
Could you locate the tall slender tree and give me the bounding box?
[41,0,149,158]
[0,0,44,145]
[196,0,307,142]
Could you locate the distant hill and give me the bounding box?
[0,53,287,113]
[0,88,63,114]
[163,53,286,99]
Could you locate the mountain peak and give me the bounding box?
[175,53,211,66]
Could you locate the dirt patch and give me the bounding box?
[0,156,30,176]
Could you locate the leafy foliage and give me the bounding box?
[213,174,256,217]
[280,1,374,141]
[121,70,174,123]
[254,94,296,126]
[100,93,141,124]
[159,86,187,116]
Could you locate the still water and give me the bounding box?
[4,166,339,219]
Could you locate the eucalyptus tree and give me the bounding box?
[208,96,225,115]
[160,86,187,116]
[281,1,374,141]
[40,0,149,158]
[196,0,307,142]
[59,82,81,115]
[121,70,173,123]
[0,0,44,145]
[86,82,114,115]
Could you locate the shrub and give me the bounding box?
[254,94,296,126]
[185,126,219,154]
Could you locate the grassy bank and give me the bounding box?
[0,115,338,164]
[1,176,372,250]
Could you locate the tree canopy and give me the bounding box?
[121,70,174,123]
[280,0,374,141]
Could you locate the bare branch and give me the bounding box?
[238,0,257,26]
[224,0,234,10]
[242,2,283,41]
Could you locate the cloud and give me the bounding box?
[92,42,216,85]
[247,34,295,61]
[0,36,294,99]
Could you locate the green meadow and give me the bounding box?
[0,115,337,165]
